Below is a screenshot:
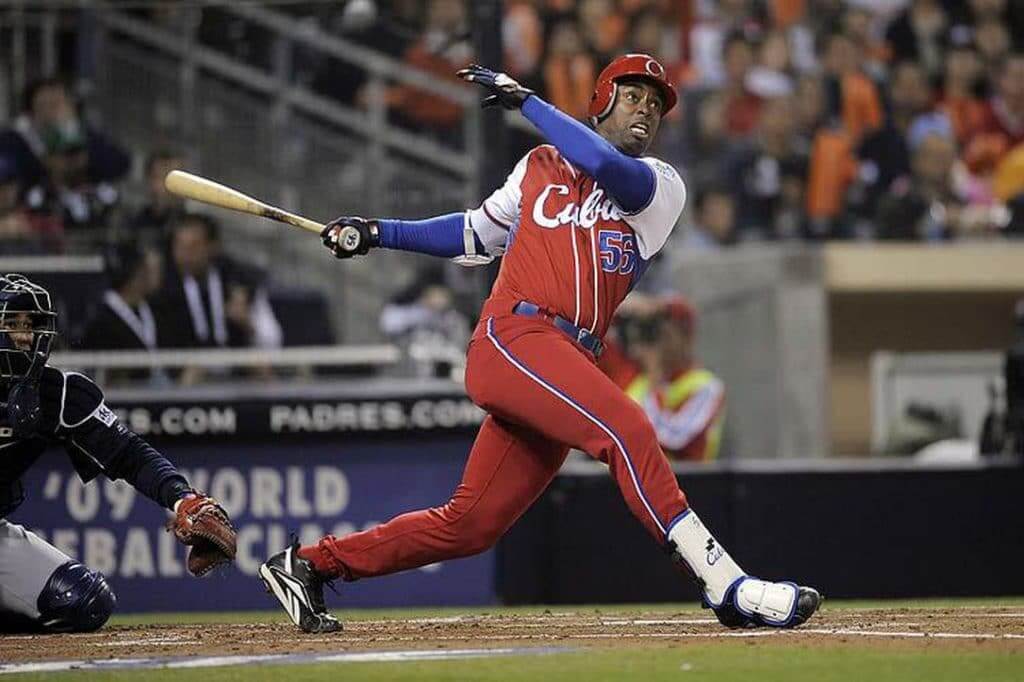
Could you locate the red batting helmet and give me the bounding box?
[588,53,678,124]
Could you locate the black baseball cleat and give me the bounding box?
[788,585,823,627]
[259,539,342,634]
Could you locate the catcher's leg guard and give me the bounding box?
[667,510,822,628]
[36,561,116,633]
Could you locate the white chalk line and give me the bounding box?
[888,610,1024,614]
[0,647,571,675]
[265,628,1024,644]
[601,619,721,626]
[800,628,1024,640]
[94,639,200,647]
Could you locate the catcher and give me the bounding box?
[0,274,236,633]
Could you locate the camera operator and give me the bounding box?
[604,295,726,462]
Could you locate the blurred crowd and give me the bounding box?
[17,0,1024,254]
[267,0,1024,244]
[0,77,129,254]
[6,1,1024,252]
[0,77,283,376]
[4,0,1024,386]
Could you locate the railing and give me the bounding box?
[48,344,473,389]
[51,345,400,371]
[91,7,480,209]
[79,4,488,342]
[0,4,60,121]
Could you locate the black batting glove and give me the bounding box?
[320,216,380,259]
[457,64,534,110]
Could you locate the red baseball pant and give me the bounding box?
[304,314,689,580]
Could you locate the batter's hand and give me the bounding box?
[321,216,380,259]
[457,64,534,110]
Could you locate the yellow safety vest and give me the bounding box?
[625,368,724,460]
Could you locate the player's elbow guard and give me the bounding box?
[452,211,495,267]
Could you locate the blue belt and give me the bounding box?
[512,301,605,358]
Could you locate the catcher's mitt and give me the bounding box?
[167,493,237,576]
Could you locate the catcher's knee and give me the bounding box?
[37,561,116,633]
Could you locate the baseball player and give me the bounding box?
[260,55,822,633]
[0,274,237,632]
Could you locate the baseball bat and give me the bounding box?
[164,170,325,235]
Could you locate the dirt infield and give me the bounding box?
[2,606,1023,665]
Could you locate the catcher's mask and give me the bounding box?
[0,274,57,383]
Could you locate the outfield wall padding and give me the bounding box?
[498,460,1024,603]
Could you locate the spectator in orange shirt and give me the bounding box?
[384,0,472,133]
[802,31,883,235]
[542,21,596,121]
[769,0,805,29]
[818,31,883,146]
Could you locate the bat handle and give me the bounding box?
[337,226,363,252]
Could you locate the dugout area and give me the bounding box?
[1,600,1022,680]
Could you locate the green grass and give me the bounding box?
[6,598,1024,681]
[8,646,1024,682]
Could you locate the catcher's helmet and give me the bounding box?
[588,53,677,125]
[0,274,57,382]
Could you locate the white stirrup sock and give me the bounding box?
[667,511,745,607]
[668,510,798,623]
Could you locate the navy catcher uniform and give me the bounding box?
[0,274,236,632]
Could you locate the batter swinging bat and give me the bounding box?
[164,170,325,235]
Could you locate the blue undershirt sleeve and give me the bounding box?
[377,212,487,258]
[520,96,656,213]
[112,434,192,509]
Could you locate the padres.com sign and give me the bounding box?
[107,396,484,439]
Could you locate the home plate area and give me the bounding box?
[2,607,1023,674]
